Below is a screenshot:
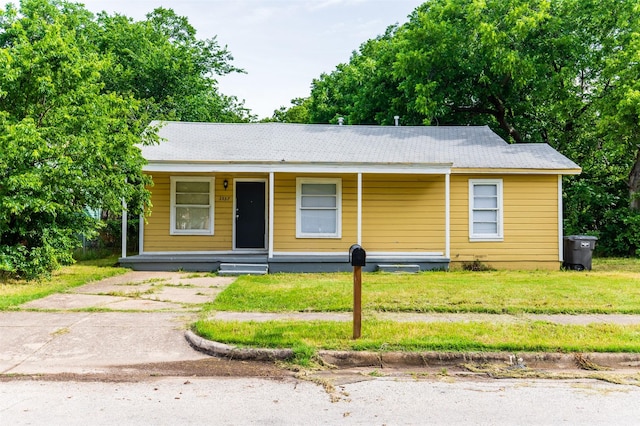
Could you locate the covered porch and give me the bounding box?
[119,164,453,273]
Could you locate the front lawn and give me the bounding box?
[207,260,640,314]
[197,258,640,355]
[0,256,128,310]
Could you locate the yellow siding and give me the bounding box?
[361,174,445,252]
[272,174,446,253]
[273,173,357,251]
[143,171,562,270]
[449,174,560,268]
[144,172,266,252]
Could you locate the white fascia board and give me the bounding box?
[452,167,581,175]
[143,161,452,175]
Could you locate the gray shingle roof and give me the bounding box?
[141,121,580,172]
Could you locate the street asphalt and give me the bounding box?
[2,270,640,375]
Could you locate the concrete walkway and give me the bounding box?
[207,311,640,325]
[1,271,234,375]
[3,270,640,375]
[20,271,235,312]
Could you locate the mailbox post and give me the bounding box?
[349,244,366,339]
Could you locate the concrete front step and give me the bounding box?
[377,264,421,273]
[218,263,269,276]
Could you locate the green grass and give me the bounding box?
[208,261,640,314]
[196,258,640,356]
[586,257,640,272]
[193,319,640,354]
[0,256,128,310]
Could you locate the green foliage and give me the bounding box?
[307,25,422,125]
[93,7,253,123]
[304,0,640,256]
[0,0,249,278]
[0,0,150,278]
[264,97,311,123]
[596,209,640,257]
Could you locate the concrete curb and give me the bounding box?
[319,350,640,370]
[185,330,294,361]
[185,330,640,370]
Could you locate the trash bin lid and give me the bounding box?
[565,235,598,241]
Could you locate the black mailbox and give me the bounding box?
[349,244,366,267]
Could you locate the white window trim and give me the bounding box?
[296,177,342,239]
[170,176,215,236]
[469,179,503,242]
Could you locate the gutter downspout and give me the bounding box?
[558,175,563,262]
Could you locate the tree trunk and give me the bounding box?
[628,148,640,210]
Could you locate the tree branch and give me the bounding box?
[451,104,498,116]
[488,95,524,143]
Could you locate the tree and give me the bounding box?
[307,26,423,125]
[0,1,254,278]
[304,0,640,255]
[264,97,311,123]
[0,0,155,278]
[92,7,253,123]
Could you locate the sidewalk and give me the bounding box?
[3,270,640,376]
[207,311,640,326]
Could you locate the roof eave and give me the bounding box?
[143,160,453,175]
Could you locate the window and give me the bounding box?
[296,178,341,238]
[469,179,503,241]
[170,177,214,235]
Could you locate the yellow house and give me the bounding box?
[119,121,581,273]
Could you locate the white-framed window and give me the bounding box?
[170,176,214,235]
[469,179,503,241]
[296,178,342,238]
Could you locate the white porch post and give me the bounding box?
[357,172,362,245]
[121,198,127,259]
[269,172,275,259]
[558,175,563,262]
[445,172,451,260]
[138,213,144,255]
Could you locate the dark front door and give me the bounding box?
[235,181,266,249]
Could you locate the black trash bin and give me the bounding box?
[563,235,597,271]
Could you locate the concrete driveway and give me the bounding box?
[0,271,235,375]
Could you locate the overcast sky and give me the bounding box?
[1,0,424,118]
